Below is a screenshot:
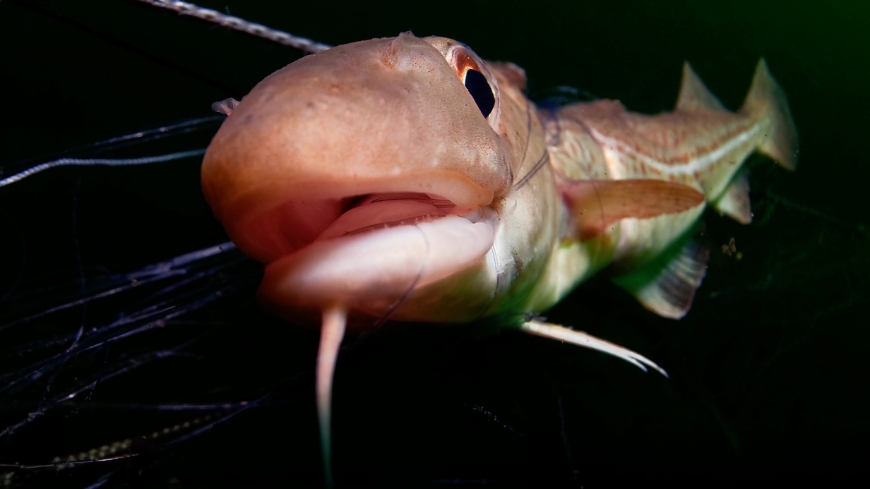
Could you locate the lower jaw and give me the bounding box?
[256,209,499,327]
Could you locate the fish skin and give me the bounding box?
[200,33,797,482]
[202,34,559,325]
[202,33,797,325]
[538,59,797,317]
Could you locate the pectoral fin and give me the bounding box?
[560,179,708,318]
[612,238,710,319]
[561,179,706,241]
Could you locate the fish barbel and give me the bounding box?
[200,32,797,481]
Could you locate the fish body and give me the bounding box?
[533,59,797,318]
[0,4,798,480]
[200,32,797,482]
[202,33,796,326]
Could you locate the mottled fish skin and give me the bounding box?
[530,60,797,317]
[548,63,795,186]
[202,34,796,323]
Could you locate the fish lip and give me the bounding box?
[256,206,499,321]
[214,172,497,264]
[208,170,495,221]
[313,194,485,242]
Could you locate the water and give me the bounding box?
[1,0,868,486]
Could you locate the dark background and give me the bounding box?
[1,0,868,487]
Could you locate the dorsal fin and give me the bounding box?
[713,170,752,224]
[561,179,706,241]
[676,62,726,112]
[613,239,710,319]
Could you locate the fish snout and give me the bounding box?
[200,35,512,324]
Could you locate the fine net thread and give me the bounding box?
[133,0,332,53]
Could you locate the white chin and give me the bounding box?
[257,208,498,318]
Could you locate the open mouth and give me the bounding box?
[231,188,490,263]
[240,187,498,315]
[218,164,504,263]
[315,192,458,241]
[204,166,502,318]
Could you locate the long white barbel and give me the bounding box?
[317,304,347,486]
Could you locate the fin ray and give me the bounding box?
[614,239,709,319]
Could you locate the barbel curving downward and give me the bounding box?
[200,32,797,484]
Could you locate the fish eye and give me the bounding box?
[463,68,495,118]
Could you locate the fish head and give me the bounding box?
[201,33,544,327]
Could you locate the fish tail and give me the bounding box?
[740,59,799,170]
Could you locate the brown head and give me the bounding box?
[201,33,538,326]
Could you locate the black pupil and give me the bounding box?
[464,69,495,118]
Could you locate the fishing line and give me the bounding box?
[1,116,221,169]
[31,178,89,418]
[134,0,331,53]
[0,149,206,187]
[0,242,240,332]
[1,2,331,482]
[513,150,550,191]
[0,116,221,187]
